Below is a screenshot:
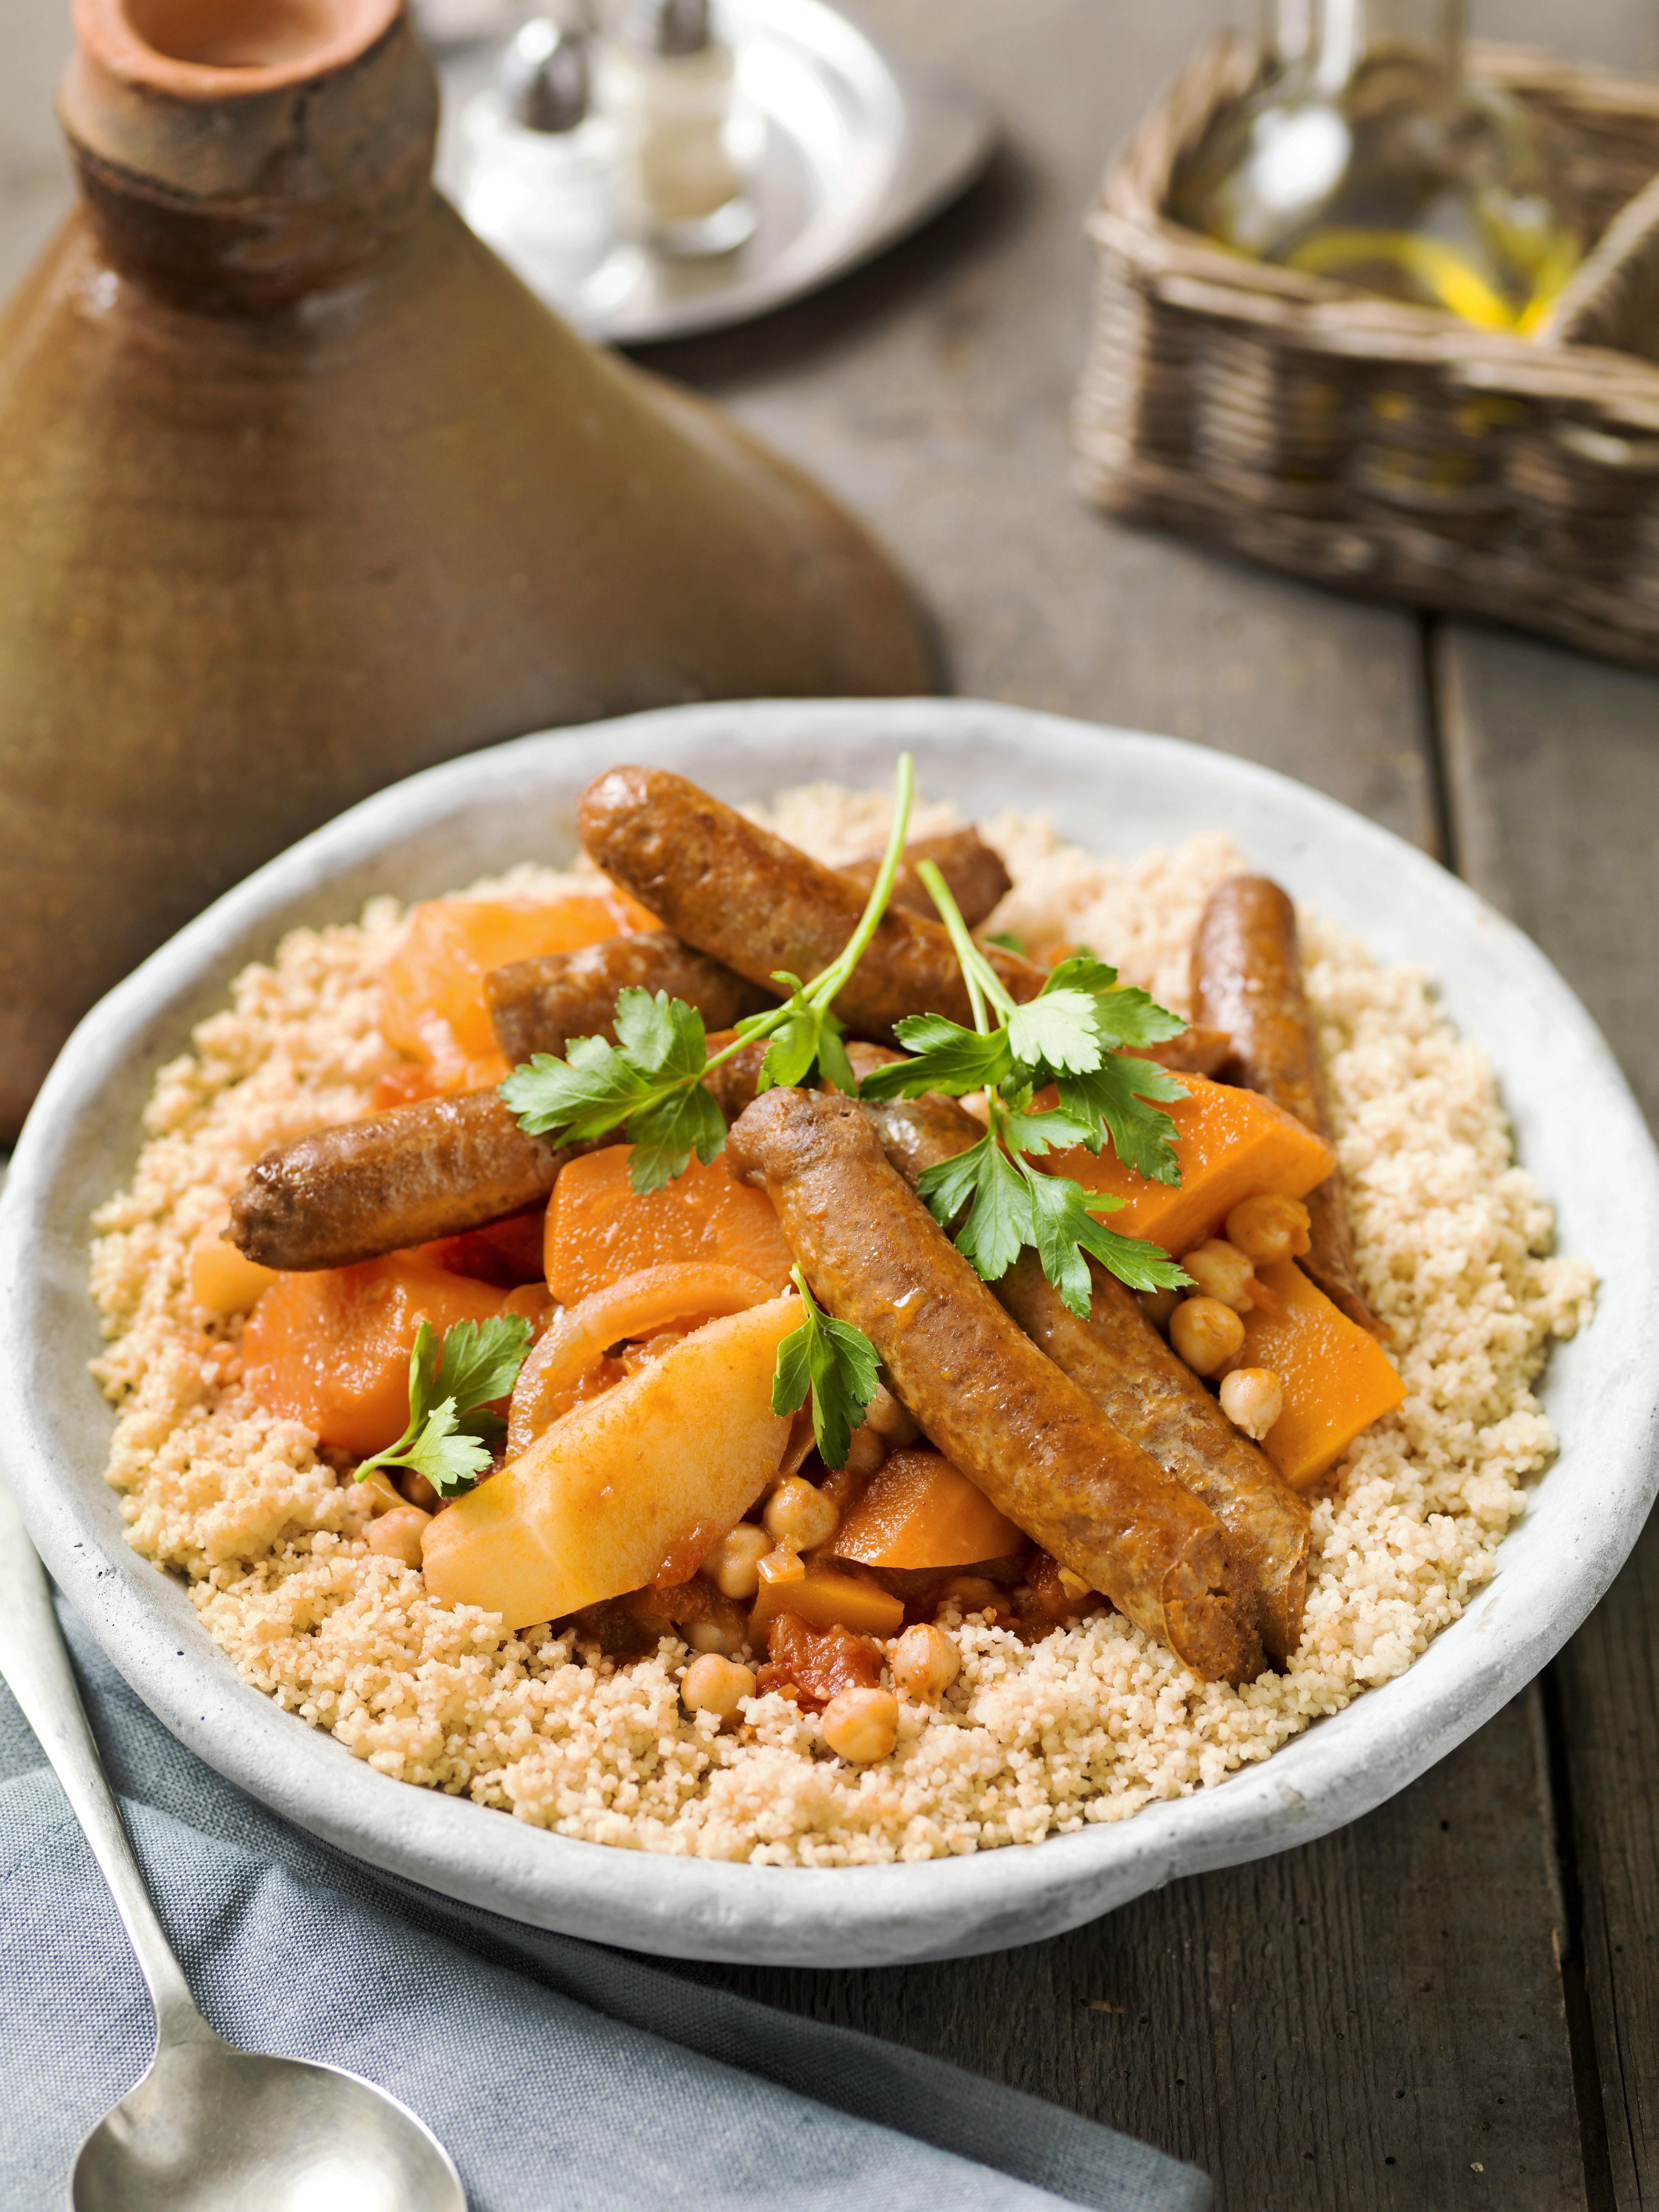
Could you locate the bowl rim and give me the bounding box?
[4,695,1657,1968]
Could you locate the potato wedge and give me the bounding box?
[421,1292,799,1629]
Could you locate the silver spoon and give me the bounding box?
[0,1481,465,2212]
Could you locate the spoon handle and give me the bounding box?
[0,1480,216,2049]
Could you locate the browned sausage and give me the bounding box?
[486,932,774,1066]
[863,1092,1308,1666]
[577,767,1049,1044]
[726,1086,1263,1684]
[840,826,1012,928]
[228,1090,603,1272]
[1192,876,1381,1335]
[485,831,1013,1065]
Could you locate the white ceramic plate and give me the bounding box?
[3,699,1656,1968]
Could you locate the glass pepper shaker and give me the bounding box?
[460,13,626,320]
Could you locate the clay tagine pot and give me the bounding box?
[0,0,933,1140]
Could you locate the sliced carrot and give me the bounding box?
[380,889,653,1071]
[748,1558,905,1640]
[1236,1259,1406,1488]
[1028,1069,1335,1256]
[543,1145,794,1306]
[832,1448,1027,1571]
[243,1255,511,1459]
[504,1262,777,1455]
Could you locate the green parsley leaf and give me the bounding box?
[357,1313,534,1499]
[858,1016,1012,1100]
[625,1081,727,1194]
[500,1033,652,1142]
[613,986,708,1079]
[940,1137,1033,1284]
[1006,986,1106,1076]
[1023,1168,1189,1316]
[982,930,1029,957]
[1055,1057,1188,1186]
[770,1266,881,1470]
[1090,986,1187,1052]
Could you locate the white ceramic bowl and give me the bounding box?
[4,699,1656,1968]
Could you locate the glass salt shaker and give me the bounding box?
[600,0,756,258]
[460,14,627,319]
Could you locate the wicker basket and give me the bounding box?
[1074,37,1659,668]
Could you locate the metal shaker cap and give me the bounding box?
[501,16,591,133]
[623,0,712,57]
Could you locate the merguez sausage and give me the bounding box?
[485,830,1014,1064]
[577,767,1048,1044]
[487,932,773,1066]
[725,1086,1264,1684]
[1192,875,1381,1334]
[840,826,1012,928]
[863,1092,1309,1666]
[228,1090,600,1272]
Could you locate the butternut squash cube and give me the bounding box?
[421,1294,799,1629]
[747,1560,904,1640]
[1030,1069,1336,1256]
[1238,1260,1406,1488]
[833,1449,1026,1571]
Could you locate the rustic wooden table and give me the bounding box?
[5,2,1656,2205]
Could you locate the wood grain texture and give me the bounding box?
[1440,616,1659,2209]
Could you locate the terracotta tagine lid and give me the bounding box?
[0,0,932,1140]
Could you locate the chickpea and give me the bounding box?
[821,1686,899,1763]
[366,1505,429,1569]
[356,1468,405,1516]
[1180,1238,1257,1313]
[398,1468,440,1513]
[703,1522,772,1601]
[1136,1285,1180,1332]
[685,1618,743,1658]
[1169,1295,1246,1378]
[681,1653,755,1723]
[1225,1193,1312,1265]
[864,1382,921,1449]
[1219,1366,1285,1441]
[763,1475,840,1552]
[891,1623,961,1704]
[840,1424,887,1480]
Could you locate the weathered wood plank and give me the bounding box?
[1439,617,1659,2209]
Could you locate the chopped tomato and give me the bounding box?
[543,1145,794,1305]
[243,1255,513,1459]
[380,889,654,1073]
[757,1615,885,1711]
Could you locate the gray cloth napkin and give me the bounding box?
[0,1597,1211,2212]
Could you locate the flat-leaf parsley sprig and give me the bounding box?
[859,862,1193,1318]
[771,1266,881,1471]
[500,756,918,1195]
[355,1313,533,1498]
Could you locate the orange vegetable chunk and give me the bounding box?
[833,1449,1027,1571]
[380,889,653,1069]
[748,1559,904,1640]
[543,1144,794,1305]
[243,1255,511,1459]
[1030,1069,1336,1255]
[1237,1259,1406,1489]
